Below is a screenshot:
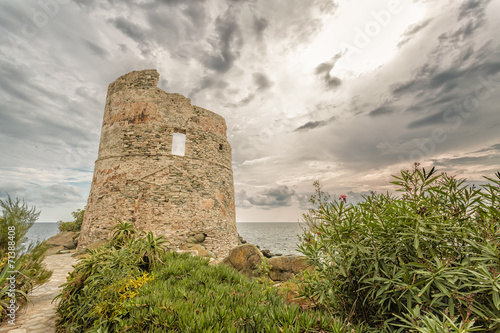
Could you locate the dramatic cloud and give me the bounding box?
[253,73,273,91]
[1,0,499,222]
[397,19,433,47]
[294,116,335,132]
[369,106,395,117]
[315,53,342,90]
[240,185,296,209]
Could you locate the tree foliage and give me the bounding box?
[0,196,51,322]
[57,208,85,232]
[299,165,500,332]
[0,195,40,252]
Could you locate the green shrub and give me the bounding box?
[298,165,500,332]
[57,208,84,232]
[56,222,364,332]
[0,195,40,252]
[0,196,52,322]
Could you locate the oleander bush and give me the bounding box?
[56,222,364,332]
[298,165,500,332]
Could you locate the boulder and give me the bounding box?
[193,233,206,243]
[268,255,311,282]
[181,242,196,250]
[222,244,263,278]
[268,256,293,282]
[189,244,216,259]
[180,243,216,259]
[268,256,292,271]
[261,249,273,258]
[290,256,311,274]
[209,258,222,266]
[186,233,206,245]
[63,240,77,250]
[46,231,78,248]
[238,235,247,244]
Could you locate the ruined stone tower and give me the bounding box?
[78,69,238,258]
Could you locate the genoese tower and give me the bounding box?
[78,69,238,258]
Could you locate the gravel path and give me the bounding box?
[0,253,78,333]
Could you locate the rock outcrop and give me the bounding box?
[45,231,79,255]
[268,255,311,282]
[222,244,264,278]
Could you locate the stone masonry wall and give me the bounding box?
[77,69,238,258]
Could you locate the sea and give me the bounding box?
[24,222,308,255]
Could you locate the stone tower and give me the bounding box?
[78,69,238,258]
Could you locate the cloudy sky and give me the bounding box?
[0,0,499,223]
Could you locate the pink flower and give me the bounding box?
[339,195,347,203]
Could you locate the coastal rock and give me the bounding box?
[268,256,294,282]
[222,244,263,278]
[268,255,311,282]
[193,233,206,243]
[238,235,247,244]
[63,240,77,250]
[290,256,311,274]
[190,244,216,259]
[46,231,78,248]
[261,249,273,258]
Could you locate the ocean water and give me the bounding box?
[23,222,59,248]
[23,222,307,256]
[236,222,307,255]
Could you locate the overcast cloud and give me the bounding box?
[0,0,499,222]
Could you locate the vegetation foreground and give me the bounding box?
[299,166,500,332]
[0,165,490,332]
[55,223,355,332]
[0,196,52,323]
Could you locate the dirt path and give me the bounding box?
[0,253,78,333]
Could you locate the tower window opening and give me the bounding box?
[219,144,223,151]
[172,132,186,156]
